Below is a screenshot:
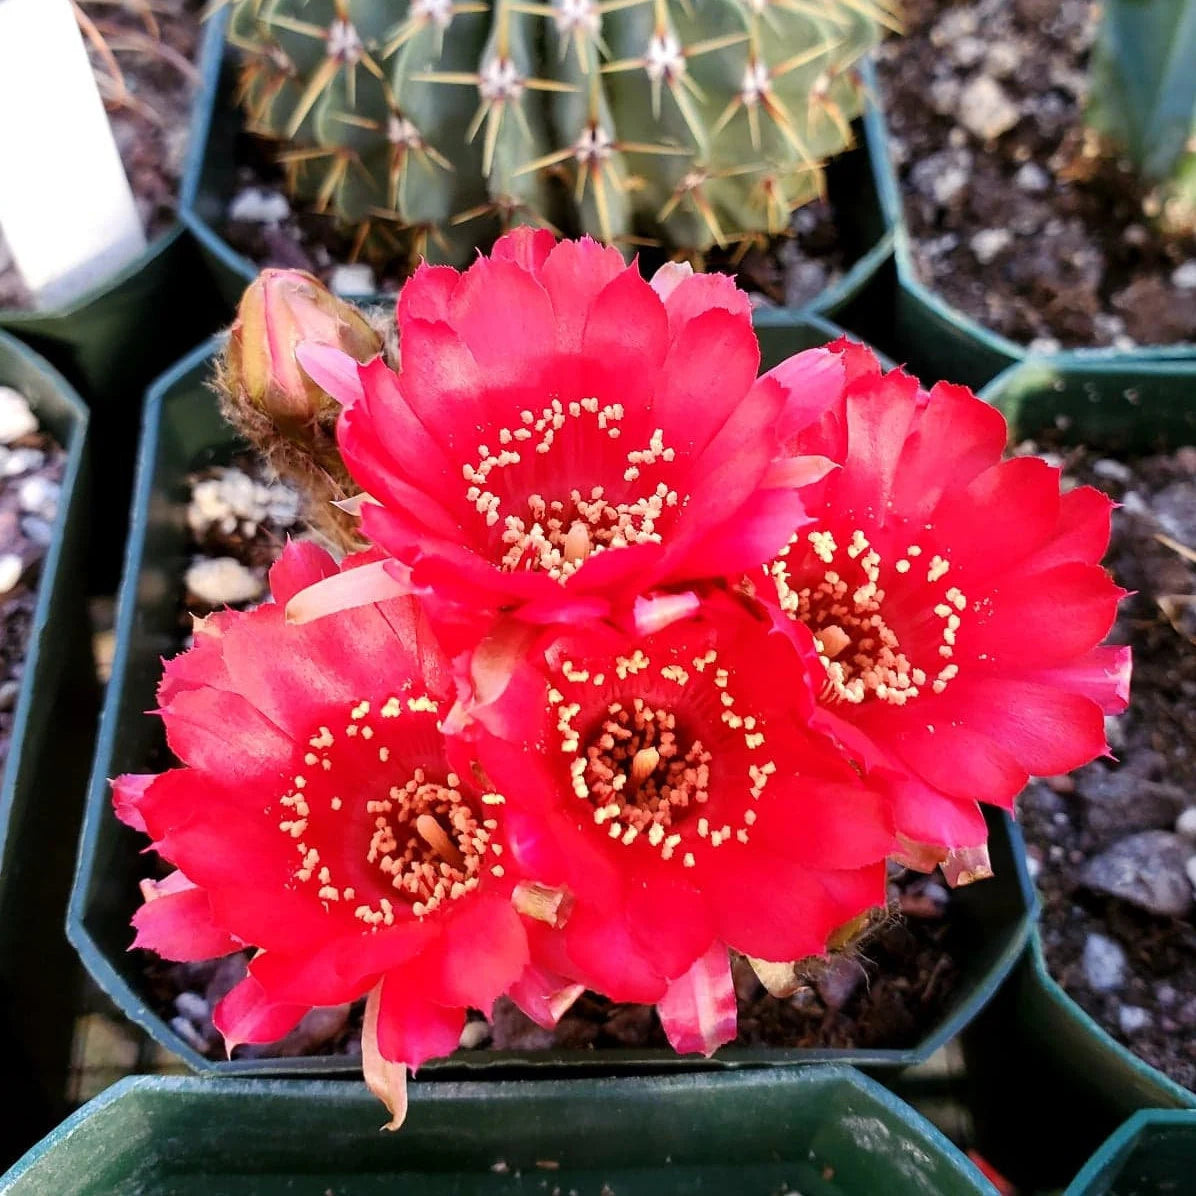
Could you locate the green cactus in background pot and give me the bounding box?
[1087,0,1196,232]
[223,0,895,266]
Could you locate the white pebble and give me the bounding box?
[958,76,1020,141]
[20,516,53,546]
[169,1015,209,1053]
[1172,261,1196,290]
[1187,854,1196,895]
[18,475,59,519]
[1082,932,1126,992]
[228,187,290,224]
[185,557,264,606]
[1176,808,1196,839]
[1091,458,1132,483]
[330,263,376,295]
[1015,162,1050,193]
[970,228,1012,264]
[1028,337,1062,355]
[0,387,37,445]
[933,166,969,207]
[458,1020,490,1049]
[174,991,211,1023]
[0,553,23,595]
[1,447,45,477]
[1118,1005,1151,1035]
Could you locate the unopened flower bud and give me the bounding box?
[216,269,382,551]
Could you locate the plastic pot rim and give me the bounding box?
[0,330,90,870]
[68,326,1032,1077]
[1,1065,992,1191]
[1064,1108,1196,1195]
[861,88,1196,367]
[0,228,184,330]
[180,11,893,318]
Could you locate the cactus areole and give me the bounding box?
[226,0,893,264]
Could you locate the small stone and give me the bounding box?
[0,553,22,595]
[1028,336,1062,354]
[1,447,44,477]
[0,388,37,444]
[1118,1005,1152,1035]
[934,166,969,207]
[458,1020,490,1049]
[1188,854,1196,896]
[20,516,53,546]
[958,76,1020,140]
[970,228,1012,263]
[1015,162,1050,192]
[929,77,961,116]
[1176,808,1196,839]
[813,954,866,1010]
[329,264,376,295]
[18,475,59,519]
[1172,261,1196,290]
[169,1015,209,1053]
[1091,458,1132,483]
[228,188,290,224]
[174,992,210,1023]
[1081,932,1126,992]
[184,557,264,606]
[950,35,986,67]
[985,41,1020,78]
[1082,831,1195,917]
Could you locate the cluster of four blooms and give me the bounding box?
[114,229,1129,1124]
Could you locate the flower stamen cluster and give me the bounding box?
[771,528,967,706]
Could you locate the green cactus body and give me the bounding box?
[225,0,892,264]
[1087,0,1196,230]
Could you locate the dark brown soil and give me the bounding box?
[0,0,203,311]
[1017,444,1196,1091]
[876,0,1196,349]
[156,851,963,1061]
[0,406,67,782]
[219,133,853,307]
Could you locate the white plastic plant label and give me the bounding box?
[0,0,146,308]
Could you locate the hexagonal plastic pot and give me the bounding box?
[856,94,1196,391]
[959,356,1196,1192]
[0,332,96,1165]
[0,17,229,591]
[1066,1110,1196,1195]
[67,318,1033,1077]
[181,8,893,321]
[0,1068,994,1194]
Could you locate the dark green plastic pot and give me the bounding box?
[856,93,1196,391]
[1066,1110,1196,1195]
[958,356,1196,1192]
[0,332,96,1165]
[68,322,1033,1077]
[0,1068,993,1194]
[1,17,229,591]
[182,9,893,320]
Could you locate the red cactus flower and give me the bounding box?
[294,229,843,634]
[761,343,1130,861]
[464,593,894,1050]
[111,542,529,1125]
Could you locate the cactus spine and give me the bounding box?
[226,0,894,265]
